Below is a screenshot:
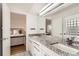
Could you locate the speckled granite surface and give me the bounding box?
[29,35,79,56]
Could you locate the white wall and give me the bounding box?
[11,12,26,31]
[51,4,79,38]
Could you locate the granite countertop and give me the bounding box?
[29,35,79,56]
[11,34,26,38]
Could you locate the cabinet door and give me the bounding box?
[29,40,41,56]
[28,40,34,56]
[27,14,38,34]
[37,17,46,33]
[28,40,37,56]
[32,46,40,56]
[32,41,41,56]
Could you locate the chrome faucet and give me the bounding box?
[66,37,75,45]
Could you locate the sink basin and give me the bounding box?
[51,43,79,55]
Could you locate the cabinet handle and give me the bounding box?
[44,54,48,56]
[2,38,8,40]
[30,28,35,30]
[33,42,40,46]
[34,46,40,52]
[40,28,44,30]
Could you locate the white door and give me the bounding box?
[2,3,10,56]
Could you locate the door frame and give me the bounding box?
[2,3,29,55]
[10,9,28,55]
[0,3,2,56]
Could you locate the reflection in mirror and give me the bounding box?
[46,19,52,35]
[62,14,79,46]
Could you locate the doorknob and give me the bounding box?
[3,38,8,40]
[0,38,8,41]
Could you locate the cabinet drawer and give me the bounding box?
[11,37,26,46]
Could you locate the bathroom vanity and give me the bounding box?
[11,34,26,46]
[10,28,26,46]
[28,35,79,56]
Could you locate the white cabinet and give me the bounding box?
[37,17,46,33]
[32,45,40,56]
[30,40,41,56]
[27,14,46,34]
[27,14,38,34]
[28,39,34,55]
[32,41,41,56]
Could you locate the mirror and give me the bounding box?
[63,14,79,36]
[46,19,52,35]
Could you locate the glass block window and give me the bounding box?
[66,17,79,35]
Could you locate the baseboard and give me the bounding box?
[11,44,25,47]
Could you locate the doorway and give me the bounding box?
[46,19,52,35]
[10,12,26,55]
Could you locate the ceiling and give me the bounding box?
[7,3,47,14]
